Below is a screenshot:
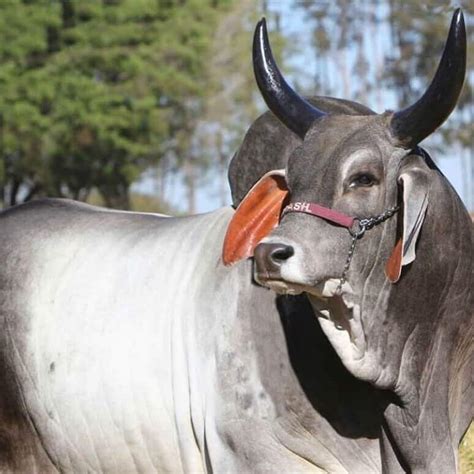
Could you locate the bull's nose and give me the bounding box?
[254,243,294,275]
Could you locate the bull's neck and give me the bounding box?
[378,182,470,394]
[369,182,472,472]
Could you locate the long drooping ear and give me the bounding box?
[386,155,430,283]
[223,170,289,266]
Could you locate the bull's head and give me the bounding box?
[223,10,467,387]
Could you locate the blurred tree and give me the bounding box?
[0,0,231,209]
[195,0,286,208]
[296,0,374,99]
[199,0,261,207]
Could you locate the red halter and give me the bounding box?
[282,201,399,239]
[282,202,355,229]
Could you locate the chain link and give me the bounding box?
[336,205,399,295]
[335,232,359,295]
[358,205,399,230]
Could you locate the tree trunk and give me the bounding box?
[184,160,196,215]
[61,0,75,28]
[9,178,20,207]
[156,158,169,204]
[464,148,474,211]
[216,131,228,207]
[468,147,473,211]
[370,9,384,112]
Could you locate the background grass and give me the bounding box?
[460,423,474,473]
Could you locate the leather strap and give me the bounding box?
[282,201,355,228]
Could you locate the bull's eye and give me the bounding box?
[348,173,377,188]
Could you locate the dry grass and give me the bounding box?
[460,423,474,474]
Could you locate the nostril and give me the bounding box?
[254,243,294,275]
[270,244,294,262]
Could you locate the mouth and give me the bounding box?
[256,275,366,354]
[256,274,353,301]
[255,278,307,296]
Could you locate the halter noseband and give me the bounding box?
[281,201,399,295]
[282,201,399,237]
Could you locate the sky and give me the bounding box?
[135,1,472,214]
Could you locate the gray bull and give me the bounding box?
[0,201,387,473]
[237,9,471,473]
[0,10,471,474]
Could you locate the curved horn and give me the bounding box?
[390,9,466,147]
[253,18,326,139]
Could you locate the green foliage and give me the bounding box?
[0,0,231,208]
[2,2,469,211]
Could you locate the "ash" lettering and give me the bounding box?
[292,202,310,212]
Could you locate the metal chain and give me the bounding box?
[358,205,399,231]
[335,232,359,295]
[336,205,399,295]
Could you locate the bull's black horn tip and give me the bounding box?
[452,8,464,26]
[256,17,267,32]
[254,18,268,49]
[450,8,465,46]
